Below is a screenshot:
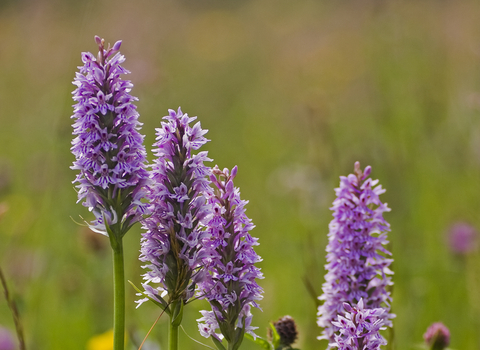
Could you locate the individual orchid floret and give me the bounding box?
[317,162,394,345]
[197,166,264,350]
[138,108,212,311]
[331,299,388,350]
[423,322,450,350]
[71,36,148,237]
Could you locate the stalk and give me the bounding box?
[112,237,125,350]
[70,36,148,350]
[168,314,179,350]
[0,266,26,350]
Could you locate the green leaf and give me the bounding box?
[218,322,232,343]
[269,323,281,349]
[244,333,274,350]
[211,336,227,350]
[171,299,184,326]
[232,324,246,350]
[210,300,228,320]
[104,214,117,247]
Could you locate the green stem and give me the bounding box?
[112,237,125,350]
[169,314,179,350]
[0,266,26,350]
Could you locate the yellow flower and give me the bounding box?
[86,329,128,350]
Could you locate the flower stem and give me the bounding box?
[0,266,26,350]
[169,315,179,350]
[112,237,125,350]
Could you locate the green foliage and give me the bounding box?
[212,335,227,350]
[245,333,273,350]
[171,300,184,327]
[245,324,300,350]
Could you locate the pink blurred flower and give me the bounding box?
[423,322,450,350]
[0,326,15,350]
[448,222,478,254]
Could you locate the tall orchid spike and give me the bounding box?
[197,165,264,348]
[71,36,148,237]
[317,163,394,346]
[71,35,148,350]
[138,107,212,306]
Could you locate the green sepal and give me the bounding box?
[210,299,228,320]
[167,170,180,188]
[104,214,118,248]
[211,336,227,350]
[128,280,171,316]
[164,273,175,292]
[219,322,232,343]
[244,333,273,350]
[120,216,133,238]
[164,253,178,292]
[232,323,246,350]
[179,269,193,291]
[269,322,281,349]
[208,301,231,342]
[171,300,184,327]
[211,308,231,343]
[103,109,115,128]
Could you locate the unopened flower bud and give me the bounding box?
[363,165,372,179]
[273,316,298,347]
[231,165,238,179]
[112,40,122,52]
[94,35,102,47]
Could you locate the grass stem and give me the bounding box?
[0,265,26,350]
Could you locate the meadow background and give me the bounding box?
[0,0,480,349]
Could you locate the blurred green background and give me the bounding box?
[1,0,480,349]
